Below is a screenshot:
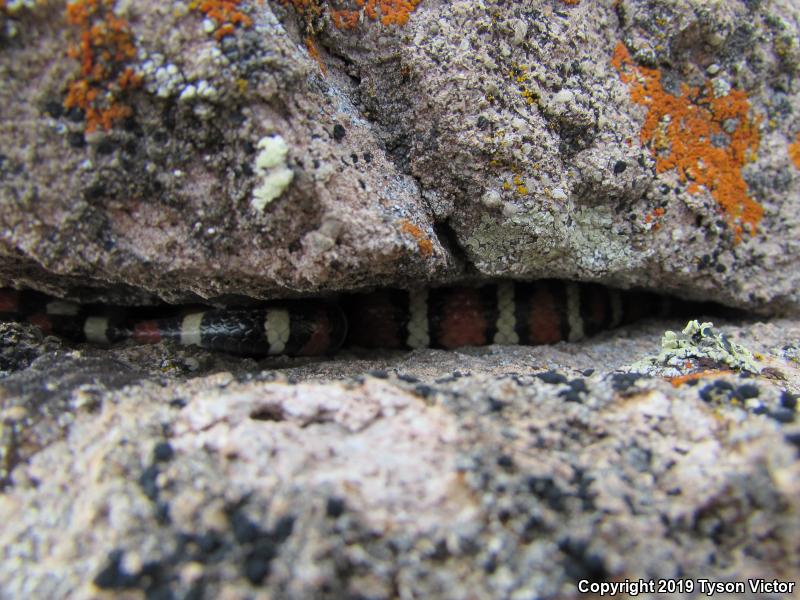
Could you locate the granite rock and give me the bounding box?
[0,316,798,598]
[2,2,800,597]
[0,1,798,311]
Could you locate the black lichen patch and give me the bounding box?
[698,380,735,403]
[698,380,765,410]
[92,500,297,596]
[138,463,161,502]
[496,453,515,469]
[93,549,142,590]
[227,506,295,585]
[396,373,419,383]
[526,476,566,511]
[536,370,567,385]
[169,397,188,409]
[609,372,647,394]
[736,384,759,400]
[769,407,795,424]
[558,537,608,583]
[68,130,86,148]
[571,467,596,511]
[43,100,65,118]
[784,432,800,456]
[93,548,189,597]
[780,390,798,410]
[326,496,346,518]
[413,384,436,399]
[138,443,177,523]
[332,123,346,141]
[435,371,468,384]
[487,396,508,412]
[248,518,295,584]
[558,378,588,403]
[153,441,175,463]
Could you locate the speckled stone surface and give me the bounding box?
[0,1,799,311]
[0,316,798,598]
[1,2,800,596]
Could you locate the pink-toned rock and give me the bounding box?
[1,1,798,311]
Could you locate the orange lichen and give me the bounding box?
[643,206,666,229]
[304,35,327,74]
[189,0,253,39]
[612,41,764,239]
[789,132,800,169]
[668,369,733,387]
[330,8,359,29]
[64,0,142,133]
[400,220,433,257]
[363,0,423,26]
[278,1,421,73]
[560,0,580,4]
[282,0,422,30]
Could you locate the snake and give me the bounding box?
[0,281,685,356]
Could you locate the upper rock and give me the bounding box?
[0,0,798,311]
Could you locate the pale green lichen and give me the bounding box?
[255,135,289,170]
[781,343,800,365]
[634,320,761,376]
[251,134,294,212]
[463,206,639,276]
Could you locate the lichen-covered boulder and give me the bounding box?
[1,0,799,311]
[325,0,800,312]
[0,0,451,303]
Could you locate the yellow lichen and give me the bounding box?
[507,63,537,106]
[612,41,764,239]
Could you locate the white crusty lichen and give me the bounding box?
[251,134,294,212]
[138,52,185,98]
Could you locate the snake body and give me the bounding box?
[0,281,678,356]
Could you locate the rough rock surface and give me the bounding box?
[0,0,799,311]
[2,2,800,597]
[1,315,799,598]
